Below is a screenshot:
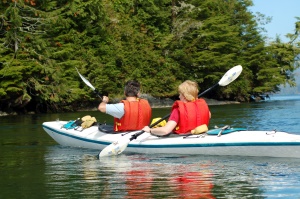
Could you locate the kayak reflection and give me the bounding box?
[44,146,300,198]
[100,155,214,199]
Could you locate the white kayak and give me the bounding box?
[42,120,300,158]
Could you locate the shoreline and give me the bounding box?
[76,97,240,111]
[0,98,240,116]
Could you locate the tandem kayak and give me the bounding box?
[42,120,300,158]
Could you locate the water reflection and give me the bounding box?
[168,166,214,198]
[100,155,216,198]
[44,146,300,198]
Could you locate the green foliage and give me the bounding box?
[0,0,299,113]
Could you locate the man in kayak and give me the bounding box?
[98,80,152,132]
[142,80,211,136]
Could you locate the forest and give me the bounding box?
[1,0,300,114]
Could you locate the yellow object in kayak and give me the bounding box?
[191,124,208,135]
[81,115,97,129]
[151,117,167,128]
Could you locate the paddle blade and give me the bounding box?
[75,67,96,91]
[99,139,130,158]
[218,65,242,86]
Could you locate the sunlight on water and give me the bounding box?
[209,95,300,134]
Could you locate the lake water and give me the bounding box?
[1,95,300,198]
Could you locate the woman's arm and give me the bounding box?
[143,120,177,136]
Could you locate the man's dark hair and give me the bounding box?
[124,80,140,97]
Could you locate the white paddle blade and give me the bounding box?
[218,65,243,86]
[99,139,130,158]
[75,67,96,91]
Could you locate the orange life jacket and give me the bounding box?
[114,99,152,131]
[172,99,210,134]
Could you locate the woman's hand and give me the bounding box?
[142,126,151,133]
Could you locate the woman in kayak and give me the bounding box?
[142,80,211,136]
[98,80,152,132]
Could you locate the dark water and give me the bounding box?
[1,95,300,198]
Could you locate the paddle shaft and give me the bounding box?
[93,89,103,99]
[129,83,219,141]
[129,114,170,140]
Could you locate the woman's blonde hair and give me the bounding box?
[178,80,199,101]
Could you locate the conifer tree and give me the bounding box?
[1,0,299,113]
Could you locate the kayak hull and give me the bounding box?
[42,121,300,158]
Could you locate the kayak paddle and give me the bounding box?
[75,67,103,100]
[99,65,243,158]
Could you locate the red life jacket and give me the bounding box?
[172,99,210,134]
[114,99,152,131]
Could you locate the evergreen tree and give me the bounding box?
[250,12,300,95]
[0,0,299,113]
[0,0,50,112]
[168,0,256,101]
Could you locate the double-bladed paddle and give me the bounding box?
[99,65,243,158]
[75,67,103,100]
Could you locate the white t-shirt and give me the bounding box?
[105,103,125,119]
